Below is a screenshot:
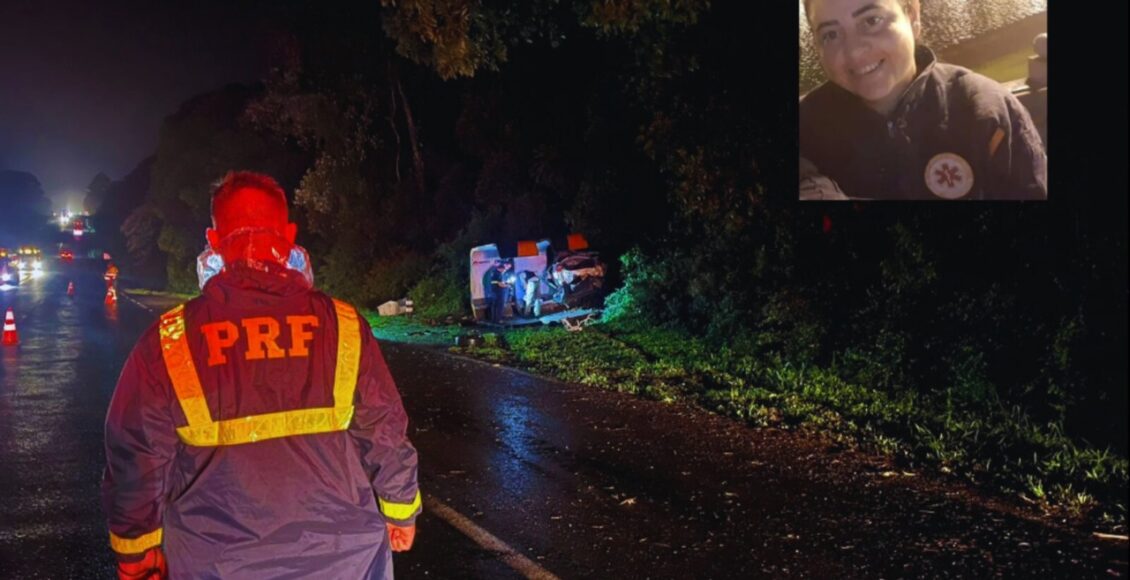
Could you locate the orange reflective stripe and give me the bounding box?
[379,490,422,521]
[989,127,1006,158]
[109,527,163,555]
[332,299,361,408]
[159,305,213,427]
[160,300,362,447]
[176,406,355,446]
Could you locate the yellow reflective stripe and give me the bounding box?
[379,490,422,521]
[109,528,163,555]
[332,299,361,408]
[159,305,213,427]
[176,405,355,446]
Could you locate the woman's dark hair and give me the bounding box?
[803,0,919,22]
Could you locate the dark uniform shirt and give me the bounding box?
[800,46,1047,200]
[482,268,501,301]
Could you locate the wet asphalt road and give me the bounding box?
[389,348,1128,579]
[1,260,1126,578]
[0,260,133,577]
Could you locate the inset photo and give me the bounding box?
[798,0,1047,200]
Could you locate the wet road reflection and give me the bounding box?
[487,375,578,502]
[0,261,141,578]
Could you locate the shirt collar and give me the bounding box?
[203,262,312,306]
[891,45,938,119]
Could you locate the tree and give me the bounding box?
[0,170,52,245]
[91,158,165,287]
[379,0,570,80]
[82,172,113,214]
[148,84,308,292]
[224,2,1127,451]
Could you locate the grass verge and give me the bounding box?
[362,311,466,347]
[124,288,199,301]
[365,313,1128,531]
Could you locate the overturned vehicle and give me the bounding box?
[469,234,606,326]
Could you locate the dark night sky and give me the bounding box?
[0,0,270,209]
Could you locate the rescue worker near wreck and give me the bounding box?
[799,0,1047,200]
[483,259,512,323]
[481,259,501,321]
[102,171,421,579]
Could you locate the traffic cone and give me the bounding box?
[2,308,18,346]
[67,281,75,297]
[105,285,117,305]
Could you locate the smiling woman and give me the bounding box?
[798,0,1047,200]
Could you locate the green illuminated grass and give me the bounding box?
[361,311,465,346]
[124,288,199,301]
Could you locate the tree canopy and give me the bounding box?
[105,2,1124,452]
[0,170,52,246]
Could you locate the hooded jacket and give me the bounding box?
[102,262,420,579]
[800,46,1047,200]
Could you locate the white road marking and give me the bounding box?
[122,293,154,313]
[424,494,560,580]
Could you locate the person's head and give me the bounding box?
[805,0,921,115]
[206,171,298,262]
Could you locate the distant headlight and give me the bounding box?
[1,272,10,282]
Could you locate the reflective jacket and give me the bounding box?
[102,264,420,579]
[800,46,1047,200]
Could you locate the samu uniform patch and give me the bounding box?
[924,152,975,199]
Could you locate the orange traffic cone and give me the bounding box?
[67,281,75,297]
[105,285,117,305]
[2,307,18,346]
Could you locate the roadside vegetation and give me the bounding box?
[123,288,198,302]
[366,308,1127,532]
[364,312,465,347]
